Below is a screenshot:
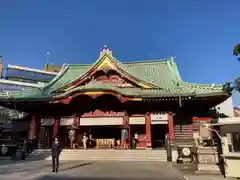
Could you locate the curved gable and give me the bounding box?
[57,47,159,92]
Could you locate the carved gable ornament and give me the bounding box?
[89,73,134,88]
[97,45,116,72]
[92,45,148,88]
[97,56,115,73]
[61,45,154,92]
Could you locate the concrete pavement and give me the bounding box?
[173,163,225,180]
[183,175,225,180]
[0,160,184,180]
[0,160,226,180]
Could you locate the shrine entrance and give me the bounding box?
[81,126,121,139]
[76,125,122,149]
[151,124,168,149]
[67,94,128,149]
[58,126,69,148]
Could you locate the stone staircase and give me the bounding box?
[197,146,221,174]
[26,149,167,162]
[25,149,52,161]
[174,124,194,146]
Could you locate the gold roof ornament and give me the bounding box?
[100,45,112,56]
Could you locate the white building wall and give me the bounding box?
[216,97,234,117]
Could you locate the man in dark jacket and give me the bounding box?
[52,137,61,173]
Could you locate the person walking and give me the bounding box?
[51,137,61,173]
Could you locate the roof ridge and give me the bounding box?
[122,58,171,65]
[8,64,58,75]
[181,82,223,89]
[66,57,172,67]
[166,60,183,83]
[69,64,91,68]
[42,64,69,91]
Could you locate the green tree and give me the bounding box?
[233,44,240,56]
[234,77,240,91]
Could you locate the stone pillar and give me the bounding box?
[52,117,60,139]
[28,115,41,148]
[168,112,175,144]
[145,112,152,149]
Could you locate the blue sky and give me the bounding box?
[0,0,240,104]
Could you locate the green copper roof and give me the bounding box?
[0,50,229,102]
[55,81,225,98]
[45,56,183,92]
[0,80,226,102]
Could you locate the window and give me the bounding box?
[6,68,55,82]
[0,83,37,92]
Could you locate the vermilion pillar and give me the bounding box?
[36,116,41,147]
[28,115,41,148]
[168,112,174,143]
[28,116,37,140]
[145,112,152,149]
[52,117,60,139]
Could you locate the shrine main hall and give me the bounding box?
[0,46,230,149]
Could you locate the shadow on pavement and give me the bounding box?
[0,161,92,175]
[59,162,92,172]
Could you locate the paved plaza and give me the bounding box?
[0,160,225,180]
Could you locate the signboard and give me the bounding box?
[151,113,168,124]
[80,117,123,126]
[41,117,75,126]
[41,118,54,126]
[129,117,145,125]
[60,117,75,126]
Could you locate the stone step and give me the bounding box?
[61,150,167,154]
[0,156,12,160]
[198,147,218,154]
[46,157,167,161]
[26,149,167,162]
[33,149,166,152]
[197,164,220,173]
[58,154,167,157]
[29,153,167,156]
[32,150,167,154]
[58,153,166,157]
[46,155,167,161]
[60,152,166,155]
